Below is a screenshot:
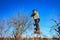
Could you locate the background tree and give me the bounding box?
[4,13,33,38]
[0,19,7,37]
[0,12,33,39]
[49,19,60,40]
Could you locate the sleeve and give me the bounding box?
[31,13,36,17]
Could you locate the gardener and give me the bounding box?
[31,9,40,34]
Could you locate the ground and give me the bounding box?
[0,38,59,40]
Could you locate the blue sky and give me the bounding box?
[0,0,60,38]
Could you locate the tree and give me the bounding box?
[5,13,33,38]
[49,19,60,40]
[0,12,33,39]
[0,19,6,37]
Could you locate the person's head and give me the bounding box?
[33,9,38,14]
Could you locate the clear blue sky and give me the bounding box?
[0,0,60,38]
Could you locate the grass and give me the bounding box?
[0,38,59,40]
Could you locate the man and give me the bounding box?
[31,9,40,34]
